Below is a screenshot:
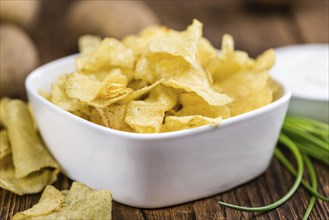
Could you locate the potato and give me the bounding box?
[0,0,40,28]
[0,24,39,98]
[66,1,159,39]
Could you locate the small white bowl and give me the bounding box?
[271,44,329,123]
[26,55,291,208]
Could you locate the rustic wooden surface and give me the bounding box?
[1,1,328,219]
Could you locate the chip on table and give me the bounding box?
[13,182,112,220]
[0,98,59,195]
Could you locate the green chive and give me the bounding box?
[282,123,328,151]
[302,153,317,220]
[218,115,328,216]
[286,116,329,131]
[218,134,303,212]
[274,148,328,202]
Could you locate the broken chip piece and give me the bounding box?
[13,182,112,220]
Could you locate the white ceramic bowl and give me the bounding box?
[26,55,291,208]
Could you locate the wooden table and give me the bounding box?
[1,1,328,219]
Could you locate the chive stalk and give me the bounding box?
[218,115,329,216]
[282,116,329,165]
[218,134,304,212]
[302,154,317,220]
[274,148,328,202]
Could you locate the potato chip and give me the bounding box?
[139,25,172,39]
[122,35,147,57]
[125,102,165,133]
[148,85,177,107]
[205,34,254,83]
[39,89,51,101]
[42,182,111,220]
[119,80,162,104]
[12,185,65,219]
[206,36,275,85]
[197,38,219,68]
[161,115,222,132]
[123,25,176,57]
[218,70,272,116]
[176,92,231,119]
[0,155,59,195]
[127,79,148,90]
[121,67,135,82]
[0,99,59,195]
[51,83,82,112]
[50,75,83,112]
[78,35,102,54]
[1,100,59,178]
[149,19,202,67]
[90,108,105,126]
[163,67,232,106]
[269,78,283,101]
[135,53,190,84]
[84,67,134,83]
[125,85,177,133]
[0,138,58,196]
[231,86,272,117]
[78,38,135,73]
[85,94,131,109]
[70,106,92,121]
[0,130,11,160]
[97,69,132,99]
[124,22,196,82]
[65,73,102,102]
[62,182,112,219]
[204,34,274,116]
[13,182,112,220]
[253,49,275,72]
[65,69,133,108]
[134,56,157,83]
[207,57,252,84]
[101,104,133,132]
[127,35,207,94]
[221,34,234,55]
[0,97,10,127]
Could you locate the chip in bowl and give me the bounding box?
[46,19,275,133]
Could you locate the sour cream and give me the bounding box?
[271,44,329,122]
[271,44,328,100]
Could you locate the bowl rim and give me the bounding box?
[272,43,329,102]
[26,54,292,140]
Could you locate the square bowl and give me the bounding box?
[26,54,291,208]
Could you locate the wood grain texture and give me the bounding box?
[1,1,328,220]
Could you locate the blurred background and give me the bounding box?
[0,0,328,98]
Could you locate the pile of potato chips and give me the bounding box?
[0,98,59,195]
[13,182,112,220]
[0,99,112,218]
[47,19,275,133]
